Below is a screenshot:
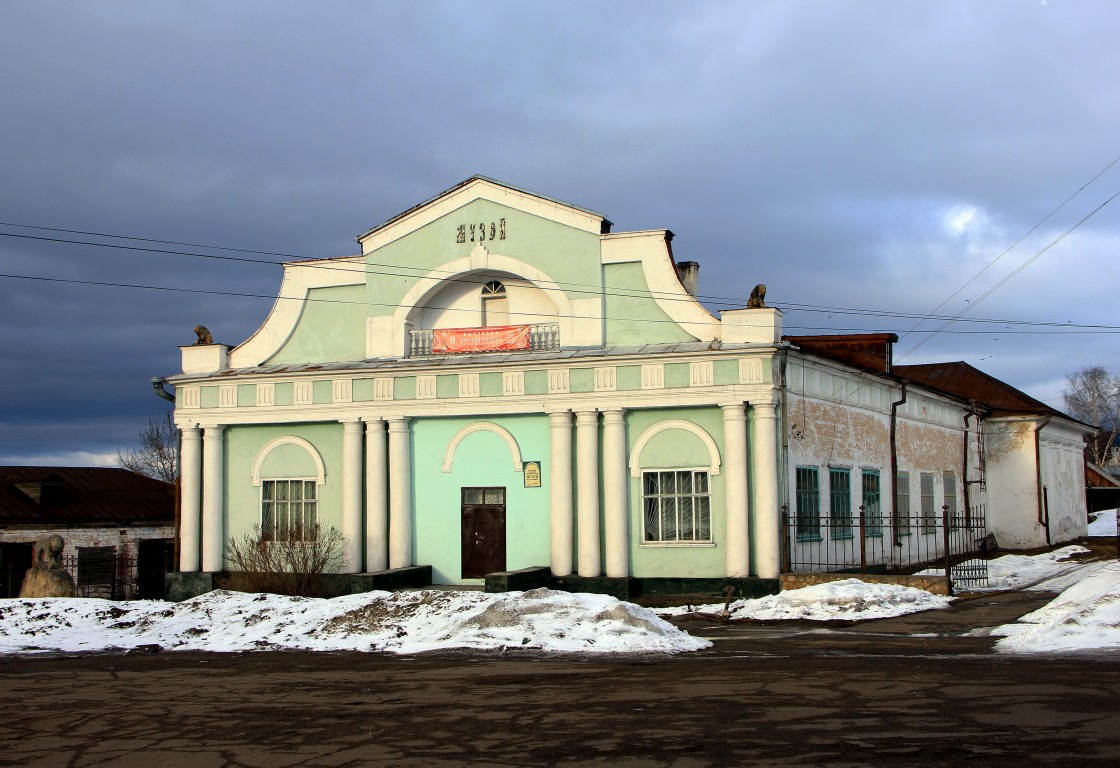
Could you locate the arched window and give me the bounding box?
[481,280,509,327]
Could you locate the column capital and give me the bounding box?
[387,417,410,433]
[719,402,747,420]
[201,424,225,436]
[751,401,778,419]
[181,425,202,439]
[361,415,386,425]
[601,409,626,424]
[340,416,364,426]
[549,410,573,426]
[575,410,600,425]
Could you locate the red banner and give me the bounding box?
[432,325,531,354]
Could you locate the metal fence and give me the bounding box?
[783,504,990,589]
[62,550,138,600]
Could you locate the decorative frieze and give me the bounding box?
[594,367,616,391]
[181,386,201,409]
[256,383,275,407]
[641,364,664,389]
[459,373,480,397]
[333,379,353,403]
[219,385,238,408]
[740,358,764,384]
[294,381,314,406]
[373,378,394,401]
[416,375,437,399]
[503,371,524,396]
[690,361,713,387]
[547,369,569,394]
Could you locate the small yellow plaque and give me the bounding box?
[523,460,542,488]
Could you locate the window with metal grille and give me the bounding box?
[642,470,711,543]
[796,466,821,541]
[895,471,911,535]
[920,472,936,533]
[829,468,852,539]
[261,479,318,540]
[862,470,882,537]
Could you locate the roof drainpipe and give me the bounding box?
[1035,414,1053,545]
[778,345,791,570]
[890,381,907,549]
[152,377,176,403]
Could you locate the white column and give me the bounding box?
[751,402,781,578]
[721,403,750,578]
[602,409,629,578]
[201,424,225,573]
[575,410,601,577]
[341,419,363,574]
[365,418,389,572]
[179,425,202,572]
[388,417,412,569]
[548,411,574,577]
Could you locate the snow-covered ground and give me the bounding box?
[968,545,1093,592]
[655,579,953,621]
[0,588,709,656]
[1088,508,1117,537]
[994,562,1120,654]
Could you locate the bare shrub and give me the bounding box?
[217,524,344,597]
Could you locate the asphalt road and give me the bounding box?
[0,589,1118,767]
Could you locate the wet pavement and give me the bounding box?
[0,589,1117,767]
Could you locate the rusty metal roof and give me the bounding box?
[0,467,174,526]
[893,362,1073,420]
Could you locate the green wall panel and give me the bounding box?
[200,387,219,408]
[524,370,547,395]
[603,262,696,346]
[436,375,458,399]
[352,378,374,402]
[411,415,552,584]
[237,385,256,407]
[479,373,502,397]
[664,363,690,389]
[395,377,416,400]
[313,380,332,404]
[616,365,641,391]
[274,382,294,406]
[714,360,739,385]
[268,284,367,365]
[569,368,594,393]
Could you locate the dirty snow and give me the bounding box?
[656,579,953,621]
[970,545,1091,591]
[0,588,709,656]
[1088,508,1117,537]
[993,562,1120,654]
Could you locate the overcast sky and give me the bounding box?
[2,0,1118,467]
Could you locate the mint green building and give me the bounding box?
[169,177,793,592]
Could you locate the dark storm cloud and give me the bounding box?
[1,0,1118,463]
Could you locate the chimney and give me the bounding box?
[676,261,700,297]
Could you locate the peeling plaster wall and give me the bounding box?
[984,418,1044,549]
[895,391,967,517]
[1039,419,1089,545]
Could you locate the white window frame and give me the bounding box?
[260,477,319,541]
[639,467,715,548]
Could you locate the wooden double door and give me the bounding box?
[461,487,506,579]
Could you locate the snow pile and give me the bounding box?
[978,545,1090,591]
[657,579,952,621]
[1088,509,1117,537]
[0,588,709,655]
[994,563,1120,654]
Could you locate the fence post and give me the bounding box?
[780,505,790,572]
[858,504,866,574]
[942,503,952,594]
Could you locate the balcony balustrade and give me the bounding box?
[408,323,560,357]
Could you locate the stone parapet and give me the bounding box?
[779,572,951,596]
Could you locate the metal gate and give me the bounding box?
[783,504,989,590]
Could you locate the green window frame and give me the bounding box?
[261,478,318,541]
[944,472,958,529]
[796,466,821,542]
[920,472,936,533]
[895,471,911,536]
[829,468,852,540]
[862,469,882,537]
[642,470,711,543]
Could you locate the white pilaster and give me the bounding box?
[179,425,202,572]
[575,410,601,577]
[341,419,363,574]
[751,402,781,578]
[365,419,389,572]
[602,409,629,578]
[388,417,412,569]
[548,411,574,577]
[721,403,750,578]
[201,424,225,573]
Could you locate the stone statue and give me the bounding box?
[19,534,77,598]
[746,284,767,309]
[193,325,214,345]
